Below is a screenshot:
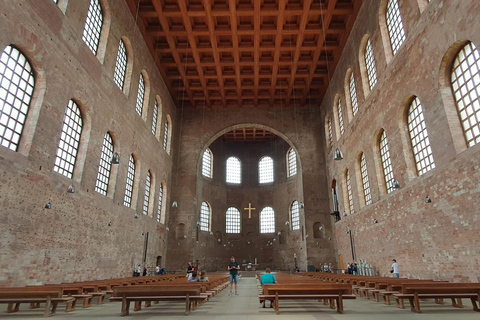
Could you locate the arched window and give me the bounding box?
[326,117,333,151]
[202,148,213,178]
[349,73,359,116]
[337,98,345,135]
[135,74,145,116]
[386,0,406,56]
[379,131,395,193]
[451,42,480,147]
[0,46,35,152]
[123,155,135,207]
[226,156,241,184]
[291,201,300,231]
[408,97,435,175]
[95,133,114,195]
[143,171,152,216]
[365,39,378,90]
[82,0,103,55]
[360,153,372,205]
[226,207,240,233]
[287,148,297,177]
[53,100,82,178]
[152,99,158,135]
[259,156,274,184]
[163,115,172,154]
[260,207,275,233]
[113,39,127,90]
[156,182,163,222]
[200,202,211,232]
[345,169,354,214]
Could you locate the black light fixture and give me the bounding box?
[45,202,52,209]
[67,185,75,193]
[334,148,343,161]
[111,152,120,164]
[172,201,178,208]
[134,213,139,219]
[373,219,378,224]
[108,221,113,227]
[392,180,400,190]
[343,211,347,217]
[425,196,432,203]
[299,202,305,209]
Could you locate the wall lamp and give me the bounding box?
[111,152,120,164]
[318,226,323,230]
[45,202,52,209]
[334,148,343,161]
[67,185,75,193]
[299,202,305,209]
[172,201,178,208]
[343,211,347,217]
[134,213,139,219]
[285,221,290,226]
[165,227,170,231]
[392,180,400,190]
[108,222,113,227]
[425,196,432,203]
[373,219,378,224]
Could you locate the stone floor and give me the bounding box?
[1,277,479,319]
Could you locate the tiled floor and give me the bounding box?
[1,278,479,319]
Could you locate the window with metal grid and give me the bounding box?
[360,153,372,205]
[226,156,241,184]
[346,169,354,214]
[365,39,378,90]
[152,100,158,135]
[143,171,151,216]
[200,202,210,232]
[380,131,394,193]
[135,74,145,116]
[386,0,406,55]
[53,100,83,178]
[338,99,345,135]
[113,40,127,90]
[327,118,333,150]
[94,133,113,195]
[260,207,275,233]
[202,148,212,178]
[291,201,300,231]
[350,73,359,116]
[156,183,163,223]
[259,156,274,184]
[0,46,35,151]
[163,119,169,150]
[287,148,297,177]
[451,42,480,147]
[408,97,435,175]
[226,207,240,233]
[123,155,135,207]
[82,0,103,55]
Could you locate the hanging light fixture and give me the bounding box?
[334,148,343,160]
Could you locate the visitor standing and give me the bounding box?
[228,256,240,295]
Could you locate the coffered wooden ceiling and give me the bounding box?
[125,0,363,109]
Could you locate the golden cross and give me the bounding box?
[244,203,256,219]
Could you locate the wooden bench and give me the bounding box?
[261,284,356,314]
[109,286,207,316]
[0,288,75,317]
[393,283,480,313]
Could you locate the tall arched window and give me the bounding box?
[349,73,359,116]
[291,201,300,231]
[113,39,127,90]
[82,0,103,55]
[408,97,435,175]
[326,117,333,151]
[451,42,480,147]
[202,148,213,178]
[123,155,135,207]
[135,74,145,116]
[345,169,354,214]
[95,133,114,195]
[259,156,274,184]
[386,0,406,55]
[379,131,395,193]
[200,202,211,232]
[143,171,152,216]
[156,182,164,222]
[0,46,35,152]
[226,156,241,184]
[53,100,83,178]
[152,99,158,135]
[163,115,172,154]
[338,98,345,135]
[360,153,372,205]
[365,39,378,90]
[226,207,240,233]
[260,207,275,233]
[287,148,297,177]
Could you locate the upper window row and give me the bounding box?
[201,148,298,183]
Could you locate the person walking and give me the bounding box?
[391,259,399,278]
[228,256,240,295]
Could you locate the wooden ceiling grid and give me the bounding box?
[125,0,363,109]
[222,128,277,142]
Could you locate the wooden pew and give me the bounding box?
[0,287,75,317]
[261,284,356,314]
[109,285,207,316]
[394,283,480,313]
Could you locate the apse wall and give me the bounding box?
[0,1,175,286]
[321,0,480,281]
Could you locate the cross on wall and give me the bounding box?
[244,203,256,218]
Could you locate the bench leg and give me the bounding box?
[97,295,105,305]
[275,293,279,315]
[82,297,92,308]
[329,299,335,309]
[30,302,40,309]
[337,297,344,314]
[373,292,379,302]
[412,294,421,313]
[51,302,58,316]
[145,301,151,308]
[134,301,142,311]
[7,303,20,313]
[43,296,52,317]
[185,295,191,316]
[66,299,76,312]
[385,295,391,306]
[121,297,130,316]
[470,298,479,311]
[452,298,464,308]
[435,298,444,304]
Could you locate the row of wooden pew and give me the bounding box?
[0,273,229,317]
[300,273,480,313]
